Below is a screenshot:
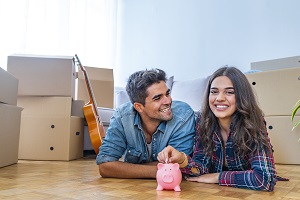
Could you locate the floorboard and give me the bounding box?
[0,157,299,199]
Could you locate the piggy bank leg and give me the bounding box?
[174,185,181,192]
[156,185,164,191]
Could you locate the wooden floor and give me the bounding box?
[0,156,300,200]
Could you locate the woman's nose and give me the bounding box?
[216,94,225,101]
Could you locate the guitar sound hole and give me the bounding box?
[76,132,80,136]
[50,147,54,151]
[51,125,55,128]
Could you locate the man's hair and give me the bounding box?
[126,68,167,105]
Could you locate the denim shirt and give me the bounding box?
[96,100,195,164]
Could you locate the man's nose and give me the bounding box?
[162,95,172,104]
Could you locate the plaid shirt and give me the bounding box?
[181,112,287,191]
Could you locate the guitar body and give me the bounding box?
[74,54,106,155]
[83,104,105,154]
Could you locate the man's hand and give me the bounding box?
[157,145,185,164]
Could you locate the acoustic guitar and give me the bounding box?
[74,54,105,155]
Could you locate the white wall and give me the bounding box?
[114,0,300,86]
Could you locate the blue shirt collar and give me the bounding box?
[134,112,166,134]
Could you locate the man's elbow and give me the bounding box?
[98,163,111,178]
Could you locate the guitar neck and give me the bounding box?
[75,55,99,116]
[75,54,105,153]
[84,71,99,111]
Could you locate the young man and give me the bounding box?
[96,68,195,178]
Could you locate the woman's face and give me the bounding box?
[209,76,237,122]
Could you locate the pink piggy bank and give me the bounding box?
[156,163,182,192]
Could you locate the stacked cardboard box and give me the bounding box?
[251,55,300,71]
[0,67,22,168]
[77,66,114,109]
[7,54,85,161]
[247,58,300,164]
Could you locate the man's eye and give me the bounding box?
[153,96,160,101]
[166,89,171,96]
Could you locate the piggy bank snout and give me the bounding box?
[162,174,174,183]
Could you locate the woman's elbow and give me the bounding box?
[257,174,276,192]
[261,183,274,192]
[263,179,275,192]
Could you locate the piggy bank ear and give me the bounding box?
[173,163,180,169]
[157,163,164,170]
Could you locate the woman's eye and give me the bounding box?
[210,90,218,94]
[226,91,235,94]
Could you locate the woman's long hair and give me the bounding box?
[198,66,270,157]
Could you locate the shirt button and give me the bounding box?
[153,154,155,157]
[128,150,131,153]
[154,138,156,141]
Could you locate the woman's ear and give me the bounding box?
[133,102,144,112]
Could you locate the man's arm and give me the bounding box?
[99,161,158,178]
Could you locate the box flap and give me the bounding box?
[77,66,114,108]
[251,55,300,71]
[78,66,113,81]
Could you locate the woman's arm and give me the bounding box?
[186,173,220,183]
[218,149,277,191]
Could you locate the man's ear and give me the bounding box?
[133,102,144,112]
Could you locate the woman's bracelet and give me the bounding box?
[178,152,188,168]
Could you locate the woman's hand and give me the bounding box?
[157,145,185,164]
[186,173,220,184]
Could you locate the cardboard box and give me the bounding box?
[245,67,300,116]
[77,66,114,108]
[251,55,300,71]
[266,116,300,164]
[71,100,85,118]
[0,67,18,105]
[17,97,84,161]
[0,104,23,168]
[7,54,76,98]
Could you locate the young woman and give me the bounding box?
[157,66,288,191]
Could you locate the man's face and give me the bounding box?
[138,81,173,123]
